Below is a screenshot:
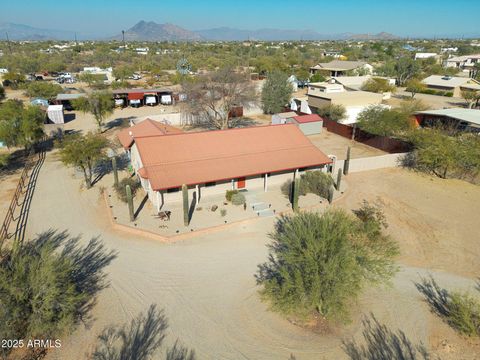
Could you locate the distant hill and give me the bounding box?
[0,21,402,42]
[111,21,203,41]
[195,28,399,41]
[0,22,78,41]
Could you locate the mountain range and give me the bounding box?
[3,20,473,42]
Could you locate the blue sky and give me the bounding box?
[2,0,480,37]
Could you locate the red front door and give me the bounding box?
[237,177,246,189]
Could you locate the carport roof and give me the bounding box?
[117,119,183,149]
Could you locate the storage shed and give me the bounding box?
[289,114,323,135]
[271,112,297,125]
[47,105,64,124]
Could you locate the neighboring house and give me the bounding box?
[119,124,332,210]
[113,88,174,107]
[287,114,323,136]
[307,83,383,125]
[422,75,480,97]
[445,54,480,70]
[415,108,480,132]
[310,60,373,77]
[271,112,297,125]
[441,47,458,53]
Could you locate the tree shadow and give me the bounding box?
[104,116,135,131]
[166,340,197,360]
[415,276,451,320]
[342,314,432,360]
[91,305,171,360]
[23,230,118,325]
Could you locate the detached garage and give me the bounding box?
[289,114,323,135]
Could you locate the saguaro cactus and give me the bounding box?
[292,178,300,212]
[336,168,343,191]
[344,146,351,175]
[182,184,189,226]
[112,157,119,187]
[126,184,134,221]
[327,185,335,204]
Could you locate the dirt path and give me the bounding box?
[23,156,480,359]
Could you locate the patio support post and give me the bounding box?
[126,185,134,221]
[196,184,200,203]
[112,156,118,187]
[264,174,268,192]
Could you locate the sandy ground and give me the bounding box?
[387,91,466,110]
[308,131,386,160]
[16,152,479,360]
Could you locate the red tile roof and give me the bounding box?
[293,114,323,124]
[134,124,332,191]
[117,119,183,149]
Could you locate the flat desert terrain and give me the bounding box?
[17,152,479,360]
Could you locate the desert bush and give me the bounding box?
[416,276,480,337]
[0,231,116,359]
[220,209,227,217]
[256,205,399,323]
[225,189,239,202]
[282,172,333,200]
[231,193,246,206]
[114,177,141,202]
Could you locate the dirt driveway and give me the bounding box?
[21,156,480,360]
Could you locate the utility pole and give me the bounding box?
[122,30,125,48]
[5,32,12,54]
[74,32,77,45]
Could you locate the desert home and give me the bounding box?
[118,121,332,211]
[415,108,480,132]
[422,75,480,97]
[310,60,373,77]
[306,82,383,124]
[445,54,480,70]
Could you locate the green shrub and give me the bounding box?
[281,171,333,200]
[225,189,239,202]
[300,171,334,199]
[417,277,480,337]
[114,177,141,203]
[448,292,480,336]
[231,193,246,206]
[257,207,399,323]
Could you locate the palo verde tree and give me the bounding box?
[261,71,294,114]
[361,77,396,93]
[461,89,480,109]
[73,91,114,130]
[405,79,427,99]
[56,132,109,188]
[182,66,257,129]
[0,230,116,360]
[356,105,413,137]
[256,203,399,323]
[25,81,63,101]
[394,57,420,86]
[315,104,347,122]
[0,99,44,149]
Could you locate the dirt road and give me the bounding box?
[23,156,480,359]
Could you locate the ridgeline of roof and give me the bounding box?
[310,60,367,71]
[330,76,372,90]
[422,75,480,88]
[446,54,480,62]
[117,119,183,149]
[416,108,480,126]
[134,124,332,191]
[112,88,172,95]
[293,114,323,124]
[55,93,85,101]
